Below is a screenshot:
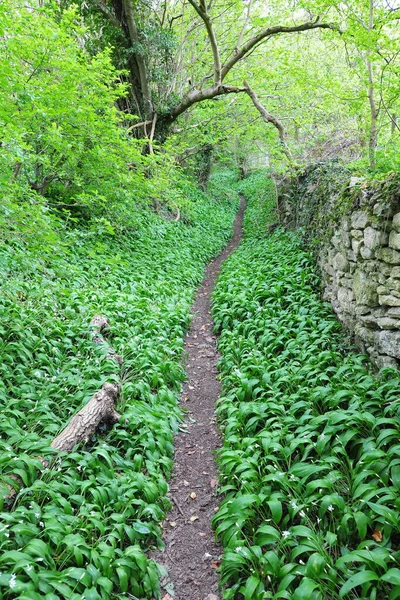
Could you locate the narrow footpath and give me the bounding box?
[153,197,245,600]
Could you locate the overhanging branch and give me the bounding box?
[222,20,340,80]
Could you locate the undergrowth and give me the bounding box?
[212,171,400,599]
[0,171,238,599]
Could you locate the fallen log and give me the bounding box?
[90,315,123,365]
[51,382,121,452]
[2,316,122,503]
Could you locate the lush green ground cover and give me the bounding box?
[0,172,238,599]
[212,172,400,599]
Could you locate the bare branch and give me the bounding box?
[243,80,292,162]
[235,0,253,54]
[188,0,222,85]
[126,119,153,132]
[222,20,340,81]
[170,84,247,120]
[149,112,158,154]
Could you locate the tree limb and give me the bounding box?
[188,0,222,85]
[122,0,153,119]
[243,80,292,162]
[170,84,246,120]
[93,0,121,27]
[235,0,253,54]
[222,20,339,80]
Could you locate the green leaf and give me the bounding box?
[243,575,264,600]
[292,577,319,600]
[382,569,400,586]
[339,571,379,597]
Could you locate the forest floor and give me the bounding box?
[152,197,246,600]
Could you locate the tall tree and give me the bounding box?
[68,0,339,141]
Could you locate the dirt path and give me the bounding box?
[152,197,245,600]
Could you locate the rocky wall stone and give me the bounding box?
[278,163,400,369]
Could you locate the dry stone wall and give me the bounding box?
[278,163,400,369]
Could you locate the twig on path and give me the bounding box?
[171,495,184,515]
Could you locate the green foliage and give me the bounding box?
[0,174,238,599]
[212,173,400,599]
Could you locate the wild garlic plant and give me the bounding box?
[212,172,400,600]
[0,172,238,599]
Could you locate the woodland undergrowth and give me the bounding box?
[212,172,400,599]
[0,170,238,599]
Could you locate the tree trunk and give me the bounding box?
[367,0,377,170]
[51,382,120,452]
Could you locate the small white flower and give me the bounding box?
[290,501,298,509]
[9,574,17,589]
[39,522,44,528]
[235,546,242,552]
[327,505,334,512]
[26,565,32,572]
[34,513,40,518]
[289,474,296,480]
[282,530,290,538]
[300,510,306,518]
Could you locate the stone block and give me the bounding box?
[356,325,375,344]
[379,295,400,307]
[376,330,400,357]
[341,229,351,247]
[353,270,379,307]
[377,317,400,330]
[360,246,374,260]
[376,355,399,369]
[392,212,400,232]
[351,229,363,241]
[385,278,400,293]
[360,314,379,329]
[351,210,370,229]
[391,266,400,279]
[346,250,356,262]
[387,307,400,316]
[331,234,341,249]
[352,239,362,257]
[376,247,400,264]
[389,231,400,250]
[364,227,384,250]
[380,263,393,276]
[337,286,354,313]
[377,285,388,295]
[332,252,349,272]
[355,305,372,316]
[340,277,353,290]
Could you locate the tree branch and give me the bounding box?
[188,0,222,85]
[170,84,246,120]
[243,80,292,162]
[235,0,253,54]
[222,20,339,81]
[122,0,153,119]
[93,0,121,27]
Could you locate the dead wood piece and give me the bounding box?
[90,315,123,365]
[51,382,121,452]
[90,315,110,333]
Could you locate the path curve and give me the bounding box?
[152,196,245,600]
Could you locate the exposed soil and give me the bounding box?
[152,197,245,600]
